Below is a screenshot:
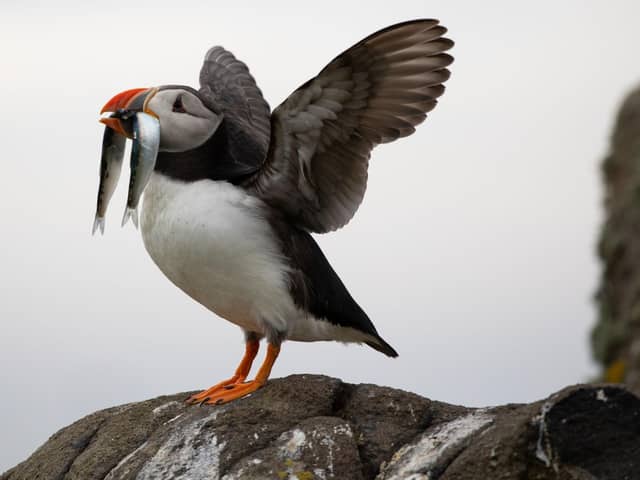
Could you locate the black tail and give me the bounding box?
[279,226,400,358]
[366,336,399,357]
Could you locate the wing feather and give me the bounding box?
[249,19,453,232]
[199,46,271,171]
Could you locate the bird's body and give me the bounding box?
[96,19,453,404]
[141,173,292,336]
[141,172,394,349]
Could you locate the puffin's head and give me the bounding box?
[100,86,222,152]
[94,86,223,232]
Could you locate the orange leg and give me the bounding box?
[186,339,260,404]
[197,343,280,406]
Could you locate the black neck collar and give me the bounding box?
[154,120,263,184]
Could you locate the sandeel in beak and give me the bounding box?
[93,124,126,235]
[94,88,160,233]
[122,112,160,227]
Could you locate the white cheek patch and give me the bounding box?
[159,113,222,152]
[147,90,222,153]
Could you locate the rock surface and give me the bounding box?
[593,84,640,393]
[2,375,639,480]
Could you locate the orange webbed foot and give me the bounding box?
[185,339,259,405]
[198,379,265,405]
[185,375,244,404]
[186,342,280,406]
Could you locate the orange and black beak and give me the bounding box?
[99,88,155,137]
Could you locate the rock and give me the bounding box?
[222,417,362,480]
[2,375,639,480]
[593,84,640,393]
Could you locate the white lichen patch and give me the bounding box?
[152,401,181,415]
[332,424,353,437]
[318,434,335,476]
[535,402,553,467]
[377,410,493,480]
[282,429,307,457]
[165,413,184,425]
[596,389,608,402]
[136,411,225,480]
[314,467,328,480]
[271,422,355,479]
[104,441,148,480]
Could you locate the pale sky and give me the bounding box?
[2,0,640,472]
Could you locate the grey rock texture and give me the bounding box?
[2,375,639,480]
[593,85,640,393]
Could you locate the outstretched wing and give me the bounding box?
[248,19,453,233]
[199,46,272,172]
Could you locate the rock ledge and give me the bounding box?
[2,375,638,480]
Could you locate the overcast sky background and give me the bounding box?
[2,0,640,472]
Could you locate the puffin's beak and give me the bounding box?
[99,117,127,136]
[99,88,154,137]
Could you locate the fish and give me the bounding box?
[122,112,161,228]
[93,123,126,235]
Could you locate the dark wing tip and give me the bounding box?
[439,37,455,52]
[437,53,455,68]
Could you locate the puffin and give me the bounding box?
[96,19,453,405]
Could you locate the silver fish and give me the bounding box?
[93,124,126,235]
[122,112,160,228]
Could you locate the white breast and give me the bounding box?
[140,173,297,335]
[139,174,377,347]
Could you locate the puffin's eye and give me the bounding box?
[172,95,187,114]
